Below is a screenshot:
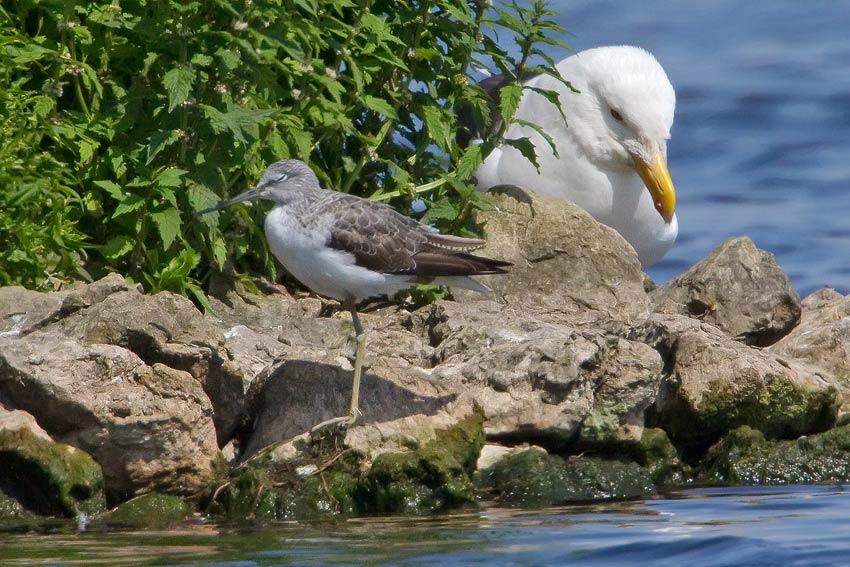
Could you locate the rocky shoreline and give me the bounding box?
[2,187,849,528]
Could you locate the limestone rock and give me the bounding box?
[651,237,801,346]
[0,333,219,502]
[58,287,250,443]
[0,406,105,517]
[770,288,850,408]
[243,297,662,457]
[242,352,461,459]
[643,314,838,452]
[461,186,650,332]
[477,448,655,506]
[428,299,662,447]
[698,425,850,485]
[0,272,132,338]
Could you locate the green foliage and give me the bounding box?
[0,0,567,297]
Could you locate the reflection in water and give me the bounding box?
[3,486,850,566]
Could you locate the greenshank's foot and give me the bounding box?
[310,414,357,435]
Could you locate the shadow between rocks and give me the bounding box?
[243,359,457,457]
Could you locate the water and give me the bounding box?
[554,0,850,295]
[3,486,850,566]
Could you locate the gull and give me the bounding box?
[472,45,677,266]
[199,159,510,432]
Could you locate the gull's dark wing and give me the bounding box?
[317,193,510,277]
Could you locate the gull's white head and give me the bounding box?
[565,46,677,223]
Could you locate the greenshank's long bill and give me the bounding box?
[199,159,510,433]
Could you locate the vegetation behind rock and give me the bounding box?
[0,0,567,300]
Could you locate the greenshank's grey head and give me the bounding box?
[197,159,320,214]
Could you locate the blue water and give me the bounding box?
[552,0,850,295]
[3,486,850,566]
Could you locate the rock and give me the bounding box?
[0,286,64,337]
[366,410,484,513]
[0,488,39,527]
[636,428,688,485]
[0,334,219,502]
[461,186,650,332]
[208,411,485,519]
[0,407,105,517]
[643,314,838,454]
[58,272,136,316]
[698,425,850,485]
[770,288,850,408]
[477,448,655,506]
[428,300,662,448]
[651,237,801,346]
[0,272,132,338]
[476,443,531,470]
[206,275,325,333]
[57,288,251,444]
[100,492,192,528]
[243,295,662,456]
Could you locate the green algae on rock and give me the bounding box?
[0,488,41,528]
[101,492,192,529]
[0,427,105,518]
[636,428,690,485]
[646,314,839,455]
[207,411,485,520]
[366,410,485,514]
[478,448,655,507]
[698,425,850,485]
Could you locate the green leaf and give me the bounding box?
[424,198,459,222]
[199,105,274,146]
[456,145,484,180]
[211,237,228,270]
[498,84,524,128]
[187,181,221,214]
[421,106,451,151]
[216,49,241,71]
[155,168,188,188]
[146,129,180,164]
[142,52,159,76]
[362,95,398,120]
[33,96,55,118]
[78,139,98,164]
[94,180,123,200]
[150,206,182,249]
[191,53,213,67]
[112,194,145,217]
[162,67,194,112]
[100,235,135,259]
[504,137,540,170]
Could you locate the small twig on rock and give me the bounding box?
[316,448,352,474]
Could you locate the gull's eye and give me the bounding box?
[610,108,624,122]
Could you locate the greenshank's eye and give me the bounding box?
[610,108,624,121]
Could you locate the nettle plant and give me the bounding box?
[0,0,568,304]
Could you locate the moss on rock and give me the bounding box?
[698,425,850,485]
[479,448,655,507]
[101,492,192,529]
[0,427,105,518]
[207,410,486,519]
[367,409,484,513]
[0,488,40,528]
[636,428,690,484]
[697,378,838,441]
